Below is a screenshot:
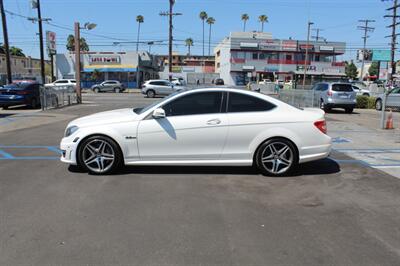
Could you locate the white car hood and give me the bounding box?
[69,108,138,128]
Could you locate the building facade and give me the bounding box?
[0,54,50,84]
[56,51,159,88]
[214,32,346,86]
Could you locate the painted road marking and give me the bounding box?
[0,145,61,160]
[332,137,351,144]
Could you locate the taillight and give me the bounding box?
[327,89,333,97]
[16,90,29,95]
[314,120,327,134]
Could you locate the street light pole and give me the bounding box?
[74,22,82,104]
[0,0,12,84]
[302,21,313,89]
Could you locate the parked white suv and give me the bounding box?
[45,79,76,88]
[141,79,184,98]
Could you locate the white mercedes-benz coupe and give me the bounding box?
[60,88,331,176]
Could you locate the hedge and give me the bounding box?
[356,95,376,109]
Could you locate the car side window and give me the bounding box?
[228,92,276,113]
[312,84,320,91]
[161,81,171,86]
[322,84,329,91]
[163,92,223,117]
[55,80,68,84]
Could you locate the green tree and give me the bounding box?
[199,11,208,56]
[258,15,268,32]
[0,44,25,56]
[345,61,359,80]
[136,15,144,52]
[66,34,90,52]
[206,17,215,56]
[185,38,193,56]
[241,14,249,32]
[91,69,102,81]
[369,61,379,77]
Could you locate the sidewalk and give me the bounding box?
[327,109,400,178]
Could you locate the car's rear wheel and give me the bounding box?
[375,99,382,111]
[146,90,155,98]
[320,99,330,112]
[29,98,39,109]
[255,138,298,176]
[114,87,121,93]
[77,135,123,175]
[344,108,353,114]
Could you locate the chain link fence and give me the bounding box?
[40,85,77,110]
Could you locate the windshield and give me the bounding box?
[133,90,184,115]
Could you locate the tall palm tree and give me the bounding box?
[241,14,249,32]
[199,11,208,56]
[206,17,215,56]
[185,38,194,56]
[258,15,268,32]
[136,15,144,52]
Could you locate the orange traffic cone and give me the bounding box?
[386,109,394,129]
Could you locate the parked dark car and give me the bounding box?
[91,80,125,93]
[215,78,224,85]
[0,82,41,109]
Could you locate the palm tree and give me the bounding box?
[241,14,249,32]
[258,15,268,32]
[206,17,215,56]
[199,11,208,56]
[136,15,144,52]
[185,38,194,56]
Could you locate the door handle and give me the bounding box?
[207,119,221,125]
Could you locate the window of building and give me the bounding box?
[217,62,220,68]
[285,54,292,61]
[259,53,266,60]
[252,53,258,60]
[228,92,276,113]
[163,92,223,117]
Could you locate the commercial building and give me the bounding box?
[157,53,218,84]
[0,54,50,84]
[56,51,159,88]
[214,32,346,86]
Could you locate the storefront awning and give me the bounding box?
[83,64,137,72]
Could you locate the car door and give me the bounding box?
[222,92,277,160]
[137,91,228,160]
[102,82,112,92]
[159,81,174,95]
[387,88,400,107]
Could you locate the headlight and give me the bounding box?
[65,125,79,137]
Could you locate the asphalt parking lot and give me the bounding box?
[1,93,400,265]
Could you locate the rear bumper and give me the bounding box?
[325,103,356,109]
[0,99,28,107]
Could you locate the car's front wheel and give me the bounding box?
[114,87,121,93]
[146,89,155,98]
[93,87,100,93]
[255,138,298,176]
[77,135,123,175]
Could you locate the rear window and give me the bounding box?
[228,92,276,113]
[332,84,353,92]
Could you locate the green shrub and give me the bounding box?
[367,96,376,109]
[356,95,369,109]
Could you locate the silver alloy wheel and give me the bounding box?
[147,90,155,98]
[261,142,293,174]
[82,139,115,173]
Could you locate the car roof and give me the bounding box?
[103,80,119,82]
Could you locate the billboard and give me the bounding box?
[357,49,373,61]
[372,50,391,62]
[46,31,56,56]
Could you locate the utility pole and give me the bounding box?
[384,0,400,81]
[35,0,46,84]
[160,0,182,80]
[0,0,12,84]
[357,19,375,81]
[74,22,82,104]
[311,28,324,42]
[302,21,314,88]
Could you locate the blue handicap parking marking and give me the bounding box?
[0,145,61,160]
[332,137,351,144]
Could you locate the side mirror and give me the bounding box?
[152,108,166,119]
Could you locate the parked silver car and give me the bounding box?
[141,79,183,98]
[312,82,357,113]
[375,87,400,111]
[91,80,125,93]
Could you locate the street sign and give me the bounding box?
[46,31,56,56]
[372,50,391,62]
[357,49,372,61]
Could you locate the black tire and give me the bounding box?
[255,138,298,177]
[114,87,121,93]
[146,89,155,98]
[2,106,8,110]
[345,108,353,114]
[93,87,100,93]
[320,99,330,112]
[375,99,382,111]
[77,135,124,175]
[29,98,39,109]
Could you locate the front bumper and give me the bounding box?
[60,138,79,165]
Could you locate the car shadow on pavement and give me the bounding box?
[326,109,360,115]
[68,158,341,177]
